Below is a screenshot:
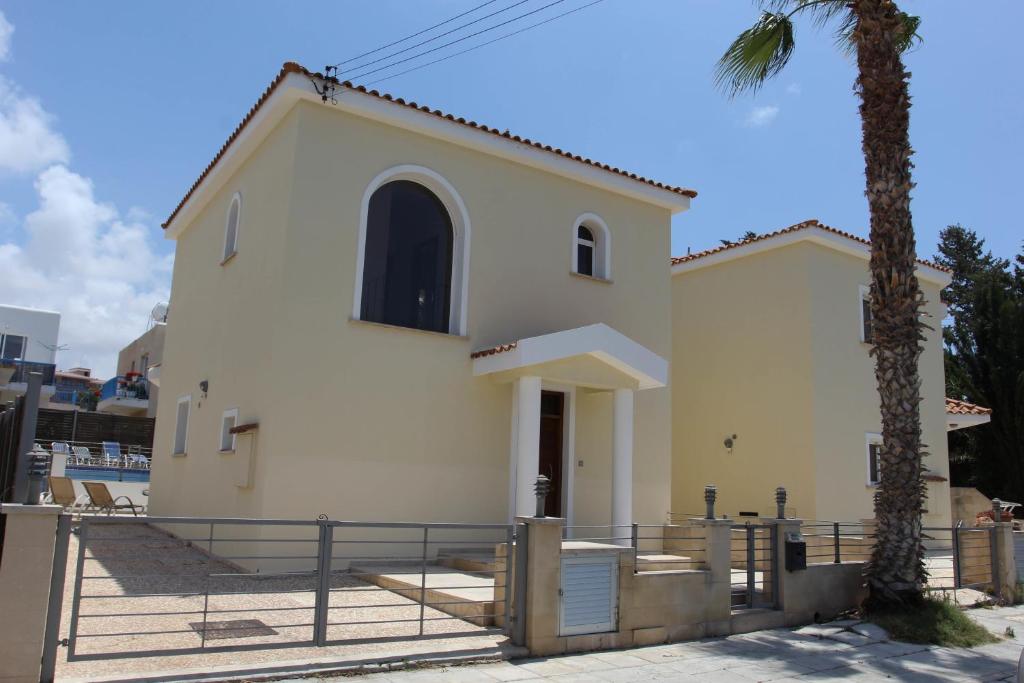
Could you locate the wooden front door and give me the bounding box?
[539,391,564,518]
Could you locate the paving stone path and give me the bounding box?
[318,606,1024,682]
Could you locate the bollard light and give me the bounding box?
[534,475,551,518]
[704,485,717,520]
[776,486,787,520]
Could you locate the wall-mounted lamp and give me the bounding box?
[724,434,738,453]
[199,380,209,397]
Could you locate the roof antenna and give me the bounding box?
[312,65,339,104]
[687,246,691,255]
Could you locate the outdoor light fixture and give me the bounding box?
[199,380,209,396]
[724,434,737,453]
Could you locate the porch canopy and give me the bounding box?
[472,323,668,529]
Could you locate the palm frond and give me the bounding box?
[835,10,922,55]
[715,11,796,97]
[757,0,847,25]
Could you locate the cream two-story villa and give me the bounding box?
[149,63,694,531]
[669,220,956,527]
[151,63,970,532]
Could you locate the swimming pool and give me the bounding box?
[65,466,150,483]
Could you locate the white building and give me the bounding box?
[0,304,61,404]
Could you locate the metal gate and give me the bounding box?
[730,523,777,609]
[58,515,521,662]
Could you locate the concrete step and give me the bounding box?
[635,552,696,572]
[436,547,497,573]
[350,563,497,627]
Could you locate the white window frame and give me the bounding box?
[571,213,611,280]
[866,432,882,486]
[0,333,27,361]
[219,407,239,453]
[352,165,471,336]
[173,395,192,456]
[858,284,872,343]
[222,192,242,263]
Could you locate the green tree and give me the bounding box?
[716,0,925,606]
[936,227,1023,503]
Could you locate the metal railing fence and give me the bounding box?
[799,521,874,564]
[62,515,517,662]
[561,523,708,573]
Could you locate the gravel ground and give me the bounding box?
[56,521,511,681]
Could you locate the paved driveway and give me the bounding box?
[329,606,1024,682]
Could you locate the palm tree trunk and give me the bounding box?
[853,0,927,606]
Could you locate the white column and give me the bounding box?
[612,388,634,543]
[515,376,542,518]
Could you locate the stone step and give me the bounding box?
[436,547,498,573]
[350,563,497,627]
[635,552,696,572]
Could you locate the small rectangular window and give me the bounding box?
[220,408,239,452]
[1,334,26,360]
[859,286,873,343]
[866,435,882,486]
[173,396,191,455]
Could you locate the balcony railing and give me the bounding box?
[99,375,150,402]
[0,359,56,385]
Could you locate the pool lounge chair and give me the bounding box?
[101,442,123,467]
[82,481,145,516]
[51,441,71,458]
[47,476,91,513]
[128,453,150,469]
[72,446,92,466]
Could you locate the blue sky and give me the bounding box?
[0,1,1020,375]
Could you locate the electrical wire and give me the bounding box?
[332,0,503,67]
[365,0,606,87]
[345,0,571,82]
[337,0,534,74]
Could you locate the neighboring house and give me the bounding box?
[148,63,694,529]
[668,220,977,528]
[48,367,103,411]
[0,304,60,405]
[98,320,166,417]
[944,397,992,432]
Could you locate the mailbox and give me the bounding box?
[784,531,807,572]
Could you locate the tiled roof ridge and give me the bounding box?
[670,219,951,273]
[945,397,993,416]
[163,61,697,229]
[470,341,518,359]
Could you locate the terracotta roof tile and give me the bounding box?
[670,219,951,273]
[163,62,696,229]
[945,397,992,416]
[470,341,518,359]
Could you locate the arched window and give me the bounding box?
[223,193,241,262]
[576,225,595,277]
[572,214,611,280]
[360,180,454,333]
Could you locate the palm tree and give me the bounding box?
[715,0,925,607]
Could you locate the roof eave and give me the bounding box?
[670,225,953,287]
[164,67,694,237]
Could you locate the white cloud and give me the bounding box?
[0,13,168,377]
[0,76,70,174]
[786,83,802,96]
[0,11,12,61]
[0,166,172,377]
[745,105,780,128]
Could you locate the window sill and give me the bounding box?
[348,317,469,340]
[570,272,613,285]
[172,452,187,458]
[220,251,237,266]
[218,449,235,455]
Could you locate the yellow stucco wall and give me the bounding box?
[150,100,674,528]
[670,240,951,526]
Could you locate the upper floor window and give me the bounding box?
[0,333,26,360]
[572,214,611,280]
[859,285,873,343]
[360,180,454,333]
[223,193,241,263]
[220,408,239,452]
[866,433,882,486]
[173,395,191,455]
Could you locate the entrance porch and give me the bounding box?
[471,323,668,530]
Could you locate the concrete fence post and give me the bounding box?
[992,519,1017,602]
[693,517,733,636]
[0,503,64,683]
[518,515,564,655]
